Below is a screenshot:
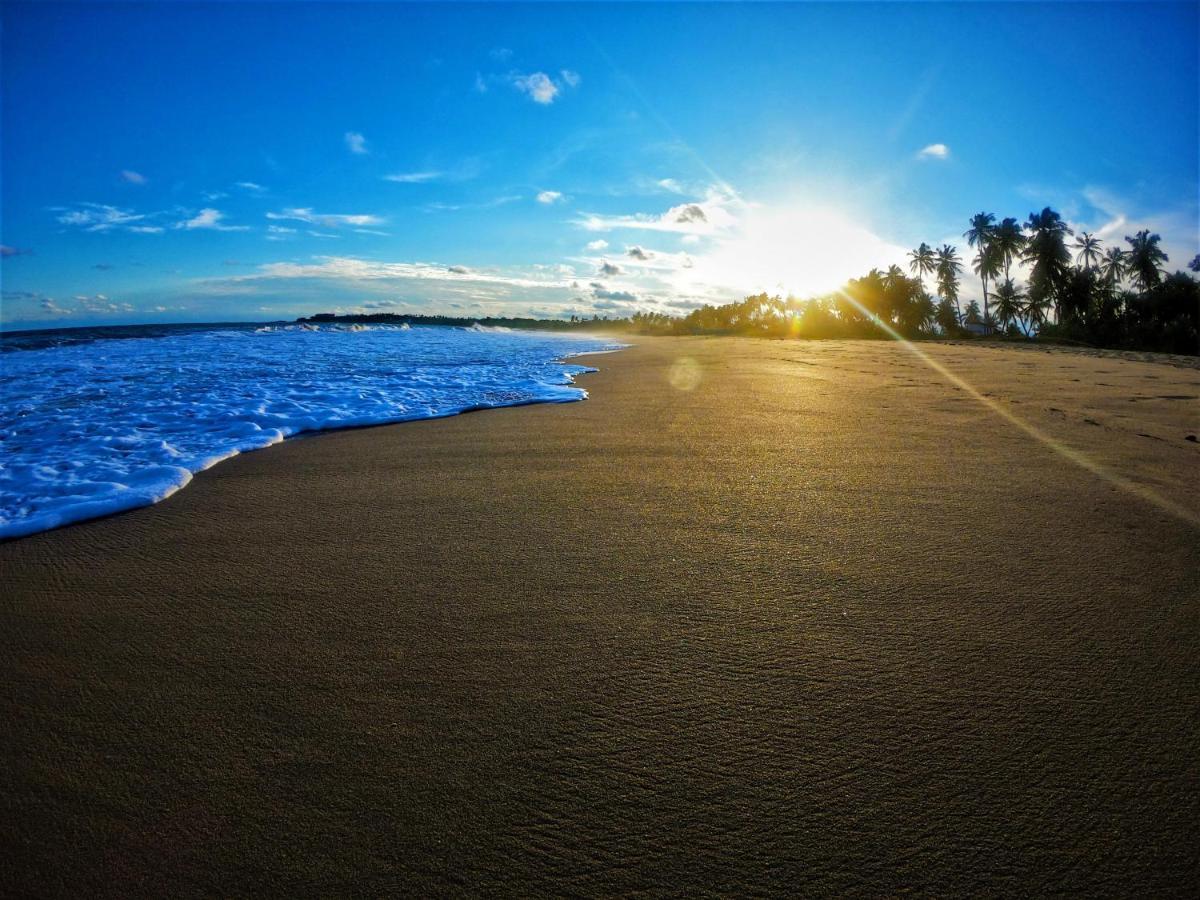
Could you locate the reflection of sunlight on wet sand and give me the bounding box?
[834,290,1200,529]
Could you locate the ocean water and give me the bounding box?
[0,322,624,540]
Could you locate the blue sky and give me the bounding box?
[2,1,1197,329]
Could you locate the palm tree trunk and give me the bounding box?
[982,273,989,331]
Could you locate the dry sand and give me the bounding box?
[2,336,1198,895]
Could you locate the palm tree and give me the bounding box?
[992,217,1026,280]
[1124,230,1168,291]
[973,244,1003,329]
[936,243,963,321]
[1073,232,1103,270]
[1022,207,1073,321]
[992,278,1026,333]
[1100,246,1127,286]
[964,212,997,324]
[907,242,937,290]
[1023,291,1052,333]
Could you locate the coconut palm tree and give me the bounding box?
[1100,246,1127,286]
[973,244,1003,329]
[907,242,937,290]
[1124,230,1168,291]
[964,212,997,324]
[1073,232,1103,270]
[1022,207,1073,321]
[1023,291,1052,333]
[992,217,1026,280]
[992,278,1026,333]
[936,244,963,321]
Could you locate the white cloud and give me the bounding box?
[586,239,608,251]
[73,293,134,314]
[536,190,564,204]
[266,207,385,228]
[384,171,442,183]
[577,192,739,235]
[560,69,581,88]
[176,208,249,231]
[344,131,369,154]
[598,261,622,276]
[626,245,653,261]
[236,181,266,192]
[657,178,684,194]
[120,170,147,185]
[56,203,162,233]
[1074,185,1199,274]
[917,143,950,160]
[513,72,559,104]
[266,225,297,241]
[220,255,574,291]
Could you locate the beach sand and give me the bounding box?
[3,336,1198,895]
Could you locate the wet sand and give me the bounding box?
[3,336,1198,895]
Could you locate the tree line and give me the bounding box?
[628,208,1199,355]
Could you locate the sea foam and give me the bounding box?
[0,323,623,539]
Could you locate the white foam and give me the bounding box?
[0,324,625,539]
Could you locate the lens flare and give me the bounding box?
[834,289,1200,529]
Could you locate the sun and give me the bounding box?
[691,202,909,299]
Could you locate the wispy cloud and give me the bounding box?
[577,193,738,235]
[422,195,522,213]
[56,203,164,234]
[236,181,266,193]
[384,171,442,183]
[344,131,369,155]
[120,169,147,185]
[536,190,564,204]
[266,207,385,228]
[9,289,137,319]
[216,255,574,291]
[176,208,250,231]
[585,239,608,251]
[917,143,950,160]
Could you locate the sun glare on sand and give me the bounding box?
[696,204,910,299]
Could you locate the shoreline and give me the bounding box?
[0,331,623,542]
[3,336,1198,894]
